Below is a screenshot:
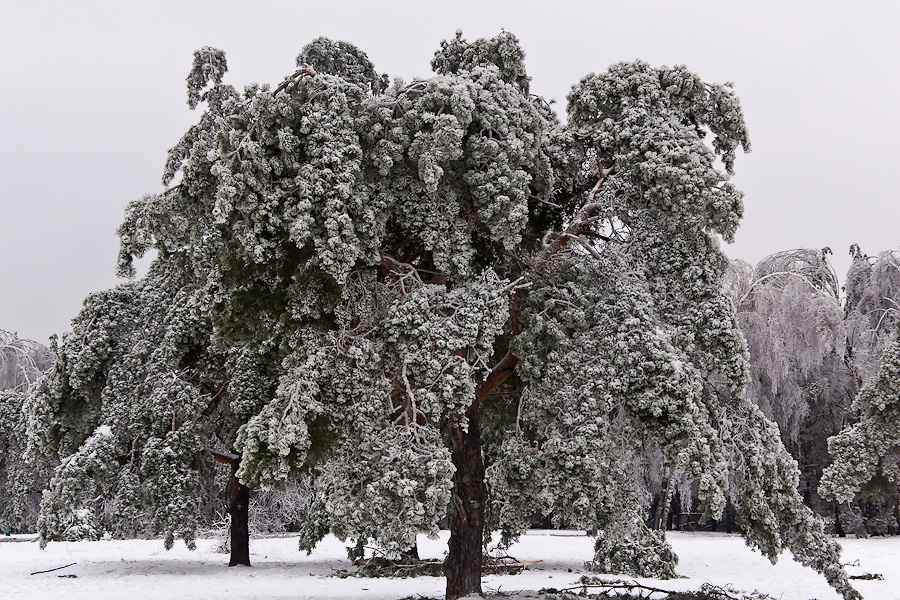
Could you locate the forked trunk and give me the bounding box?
[445,409,486,600]
[228,460,251,567]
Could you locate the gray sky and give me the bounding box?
[3,0,899,345]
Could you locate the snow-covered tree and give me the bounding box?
[727,250,856,511]
[28,32,860,600]
[24,259,271,565]
[0,330,55,533]
[817,247,900,535]
[844,247,900,384]
[0,329,54,391]
[820,338,900,519]
[730,249,845,443]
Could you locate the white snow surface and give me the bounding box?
[94,425,113,437]
[3,530,897,600]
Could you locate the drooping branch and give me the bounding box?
[738,270,840,307]
[273,66,318,96]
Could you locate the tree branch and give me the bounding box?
[204,449,240,466]
[273,66,317,95]
[30,563,77,576]
[533,170,613,266]
[476,353,521,406]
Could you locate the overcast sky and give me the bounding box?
[2,0,899,344]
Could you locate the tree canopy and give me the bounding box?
[26,32,860,600]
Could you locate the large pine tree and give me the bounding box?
[27,32,859,600]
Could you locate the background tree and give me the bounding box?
[720,247,900,538]
[28,32,860,600]
[24,258,275,566]
[818,247,900,535]
[844,248,900,384]
[1,329,54,390]
[0,329,55,533]
[820,337,900,529]
[726,250,856,514]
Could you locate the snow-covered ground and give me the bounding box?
[3,530,896,600]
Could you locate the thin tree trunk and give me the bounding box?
[204,449,252,567]
[445,409,486,600]
[228,459,251,567]
[894,499,899,535]
[658,470,675,531]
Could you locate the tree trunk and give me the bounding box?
[228,460,251,567]
[670,489,681,530]
[445,409,486,600]
[657,470,675,531]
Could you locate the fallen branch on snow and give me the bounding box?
[556,577,773,600]
[31,562,77,576]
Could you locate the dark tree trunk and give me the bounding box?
[445,409,486,600]
[726,503,735,534]
[204,449,251,567]
[657,470,674,531]
[835,503,845,537]
[228,460,251,567]
[894,499,899,535]
[670,490,681,530]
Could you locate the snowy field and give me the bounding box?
[3,530,896,600]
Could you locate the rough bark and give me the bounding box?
[445,408,486,600]
[228,459,251,567]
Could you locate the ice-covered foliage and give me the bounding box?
[565,62,749,241]
[843,248,900,383]
[588,517,679,579]
[0,331,54,533]
[1,389,48,533]
[820,339,900,505]
[728,250,853,463]
[24,259,262,549]
[296,37,389,94]
[30,31,859,599]
[432,30,531,93]
[722,394,860,600]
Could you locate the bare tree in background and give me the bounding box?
[844,247,900,384]
[0,329,55,533]
[0,329,54,392]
